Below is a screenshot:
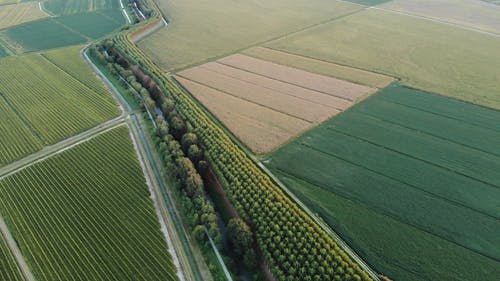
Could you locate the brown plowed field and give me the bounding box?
[177,66,338,123]
[197,62,353,110]
[218,54,374,101]
[176,76,311,154]
[176,54,377,153]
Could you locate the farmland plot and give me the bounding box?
[176,54,374,153]
[0,18,87,52]
[55,11,124,39]
[0,236,24,281]
[268,9,500,110]
[0,2,48,30]
[139,0,362,70]
[381,0,500,34]
[42,45,110,95]
[242,47,393,88]
[43,0,120,15]
[265,84,500,281]
[0,54,119,146]
[0,96,43,166]
[0,126,178,281]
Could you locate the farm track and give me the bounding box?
[0,216,35,281]
[0,116,126,180]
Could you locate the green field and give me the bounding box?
[0,8,124,53]
[268,9,500,110]
[0,237,24,281]
[265,84,500,281]
[0,96,43,166]
[139,0,362,70]
[44,0,120,15]
[0,52,119,164]
[0,126,179,281]
[0,18,87,52]
[0,43,7,57]
[55,10,124,39]
[42,45,109,94]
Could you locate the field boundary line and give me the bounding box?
[357,107,500,159]
[257,162,382,281]
[326,125,500,190]
[301,142,500,221]
[378,96,500,134]
[0,117,126,180]
[0,216,36,281]
[176,74,314,123]
[198,63,349,111]
[258,46,396,88]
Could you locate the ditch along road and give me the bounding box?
[83,49,208,281]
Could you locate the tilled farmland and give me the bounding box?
[176,54,374,153]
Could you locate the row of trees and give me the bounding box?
[107,21,374,280]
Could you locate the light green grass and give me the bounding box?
[265,84,500,281]
[0,18,87,52]
[43,0,119,15]
[0,236,25,281]
[242,46,393,88]
[42,45,110,96]
[268,9,500,110]
[0,126,179,281]
[0,53,119,145]
[54,11,124,39]
[139,0,362,70]
[382,0,500,34]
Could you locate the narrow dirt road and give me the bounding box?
[0,216,36,281]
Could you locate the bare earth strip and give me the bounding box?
[218,54,374,101]
[176,76,310,154]
[177,66,338,123]
[197,62,353,111]
[242,47,394,88]
[0,2,48,30]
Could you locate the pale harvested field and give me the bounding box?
[176,55,375,153]
[218,54,374,101]
[242,47,393,88]
[138,0,361,70]
[381,0,500,34]
[177,66,339,123]
[176,76,310,154]
[0,2,48,30]
[198,62,353,110]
